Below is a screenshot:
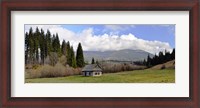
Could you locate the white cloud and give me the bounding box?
[25,25,173,54]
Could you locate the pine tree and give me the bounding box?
[25,32,29,64]
[45,29,52,56]
[34,27,40,64]
[61,40,67,55]
[95,60,99,65]
[52,34,56,52]
[66,41,71,65]
[143,59,146,66]
[70,46,77,68]
[76,43,85,67]
[171,48,175,60]
[147,54,151,67]
[91,57,95,64]
[164,50,171,62]
[55,33,61,56]
[154,54,158,65]
[28,27,34,64]
[158,51,164,64]
[40,29,45,64]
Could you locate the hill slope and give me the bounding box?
[150,60,175,70]
[84,49,153,62]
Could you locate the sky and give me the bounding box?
[25,24,175,54]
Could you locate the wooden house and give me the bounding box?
[82,64,102,76]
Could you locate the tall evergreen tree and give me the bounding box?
[55,33,61,55]
[70,46,77,68]
[52,34,56,52]
[61,40,67,55]
[34,27,40,63]
[171,48,175,60]
[25,32,29,64]
[66,41,71,65]
[147,54,151,67]
[40,29,45,64]
[28,27,34,64]
[164,50,171,62]
[143,59,146,66]
[91,57,95,64]
[154,54,158,65]
[158,51,164,64]
[45,29,52,57]
[76,43,84,67]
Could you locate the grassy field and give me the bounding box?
[25,69,175,83]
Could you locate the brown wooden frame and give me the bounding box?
[0,0,199,107]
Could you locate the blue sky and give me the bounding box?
[61,24,175,48]
[25,24,175,54]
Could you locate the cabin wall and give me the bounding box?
[82,71,102,76]
[82,71,91,76]
[92,72,102,76]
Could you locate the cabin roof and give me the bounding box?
[82,64,102,72]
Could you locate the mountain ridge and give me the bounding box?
[83,49,154,62]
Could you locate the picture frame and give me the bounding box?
[0,0,199,107]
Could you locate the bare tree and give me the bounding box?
[49,52,58,66]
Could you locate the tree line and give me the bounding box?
[142,48,175,67]
[25,27,85,68]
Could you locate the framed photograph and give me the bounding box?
[0,0,199,107]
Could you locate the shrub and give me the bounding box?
[25,62,82,79]
[59,55,67,66]
[100,62,146,73]
[39,63,65,78]
[65,65,81,76]
[161,65,166,69]
[54,63,66,76]
[73,68,82,75]
[25,64,33,69]
[25,69,41,79]
[49,52,58,66]
[32,64,40,69]
[44,56,50,65]
[39,65,54,78]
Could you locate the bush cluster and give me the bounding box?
[100,62,146,73]
[25,63,81,79]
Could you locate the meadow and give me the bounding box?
[25,69,175,83]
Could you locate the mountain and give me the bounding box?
[83,49,154,62]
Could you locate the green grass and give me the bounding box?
[25,69,175,83]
